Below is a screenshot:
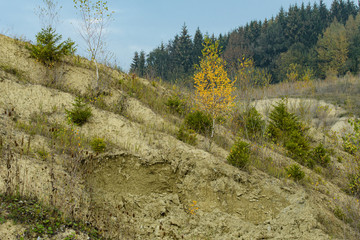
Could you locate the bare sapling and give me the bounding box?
[35,0,61,29]
[73,0,114,92]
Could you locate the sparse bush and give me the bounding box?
[311,143,331,167]
[285,164,305,181]
[176,126,197,146]
[184,110,212,135]
[90,137,106,153]
[227,140,251,169]
[65,97,92,126]
[27,27,75,67]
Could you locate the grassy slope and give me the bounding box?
[0,33,360,239]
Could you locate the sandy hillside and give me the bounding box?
[0,34,360,239]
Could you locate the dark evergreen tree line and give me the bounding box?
[131,0,360,84]
[130,24,210,85]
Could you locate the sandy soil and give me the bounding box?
[0,33,359,239]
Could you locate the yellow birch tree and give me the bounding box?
[194,38,236,138]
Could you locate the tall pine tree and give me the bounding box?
[130,51,139,74]
[193,27,204,67]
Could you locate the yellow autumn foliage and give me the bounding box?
[194,38,236,137]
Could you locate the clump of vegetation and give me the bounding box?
[117,74,169,116]
[176,126,197,146]
[165,94,185,115]
[188,200,199,215]
[121,74,144,98]
[115,95,128,115]
[227,140,251,169]
[267,99,312,167]
[342,118,360,155]
[27,27,75,67]
[285,131,313,168]
[16,112,89,157]
[65,97,92,126]
[333,205,349,222]
[341,118,360,198]
[267,99,305,142]
[90,137,106,153]
[0,135,3,154]
[184,110,212,135]
[0,64,27,82]
[235,106,265,141]
[252,156,287,179]
[311,143,331,167]
[285,164,305,181]
[36,147,50,161]
[0,215,5,224]
[0,194,104,239]
[343,140,358,155]
[348,169,360,198]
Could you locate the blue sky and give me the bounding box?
[0,0,334,71]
